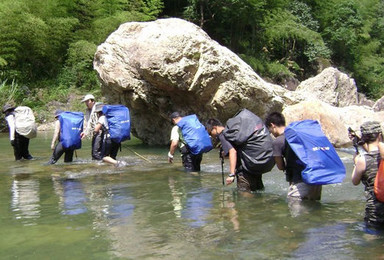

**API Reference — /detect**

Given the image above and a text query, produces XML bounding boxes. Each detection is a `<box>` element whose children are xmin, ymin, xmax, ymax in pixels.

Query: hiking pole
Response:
<box><xmin>220</xmin><ymin>147</ymin><xmax>225</xmax><ymax>186</ymax></box>
<box><xmin>126</xmin><ymin>146</ymin><xmax>152</xmax><ymax>163</ymax></box>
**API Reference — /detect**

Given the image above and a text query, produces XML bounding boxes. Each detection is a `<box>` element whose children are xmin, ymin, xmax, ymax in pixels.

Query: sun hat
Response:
<box><xmin>360</xmin><ymin>121</ymin><xmax>382</xmax><ymax>135</ymax></box>
<box><xmin>81</xmin><ymin>94</ymin><xmax>95</xmax><ymax>103</ymax></box>
<box><xmin>94</xmin><ymin>102</ymin><xmax>104</xmax><ymax>112</ymax></box>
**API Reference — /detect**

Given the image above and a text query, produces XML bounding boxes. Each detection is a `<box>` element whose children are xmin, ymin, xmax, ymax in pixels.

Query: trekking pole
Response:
<box><xmin>75</xmin><ymin>150</ymin><xmax>78</xmax><ymax>159</ymax></box>
<box><xmin>126</xmin><ymin>146</ymin><xmax>152</xmax><ymax>163</ymax></box>
<box><xmin>220</xmin><ymin>148</ymin><xmax>225</xmax><ymax>186</ymax></box>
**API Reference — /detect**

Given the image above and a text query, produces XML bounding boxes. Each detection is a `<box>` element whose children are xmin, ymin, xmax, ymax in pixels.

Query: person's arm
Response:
<box><xmin>5</xmin><ymin>114</ymin><xmax>15</xmax><ymax>142</ymax></box>
<box><xmin>168</xmin><ymin>126</ymin><xmax>179</xmax><ymax>163</ymax></box>
<box><xmin>352</xmin><ymin>154</ymin><xmax>366</xmax><ymax>185</ymax></box>
<box><xmin>274</xmin><ymin>156</ymin><xmax>285</xmax><ymax>170</ymax></box>
<box><xmin>168</xmin><ymin>140</ymin><xmax>178</xmax><ymax>163</ymax></box>
<box><xmin>226</xmin><ymin>148</ymin><xmax>237</xmax><ymax>185</ymax></box>
<box><xmin>94</xmin><ymin>122</ymin><xmax>102</xmax><ymax>133</ymax></box>
<box><xmin>379</xmin><ymin>142</ymin><xmax>384</xmax><ymax>159</ymax></box>
<box><xmin>51</xmin><ymin>120</ymin><xmax>61</xmax><ymax>150</ymax></box>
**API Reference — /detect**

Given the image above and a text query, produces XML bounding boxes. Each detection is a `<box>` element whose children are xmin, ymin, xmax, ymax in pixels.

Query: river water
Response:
<box><xmin>0</xmin><ymin>132</ymin><xmax>383</xmax><ymax>259</ymax></box>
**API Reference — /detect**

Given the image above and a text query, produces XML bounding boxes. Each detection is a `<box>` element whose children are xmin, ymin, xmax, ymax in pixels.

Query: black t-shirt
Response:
<box><xmin>218</xmin><ymin>132</ymin><xmax>233</xmax><ymax>156</ymax></box>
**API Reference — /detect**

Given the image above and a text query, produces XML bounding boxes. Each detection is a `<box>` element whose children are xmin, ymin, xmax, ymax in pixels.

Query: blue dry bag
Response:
<box><xmin>177</xmin><ymin>114</ymin><xmax>213</xmax><ymax>155</ymax></box>
<box><xmin>59</xmin><ymin>112</ymin><xmax>84</xmax><ymax>150</ymax></box>
<box><xmin>284</xmin><ymin>120</ymin><xmax>346</xmax><ymax>185</ymax></box>
<box><xmin>102</xmin><ymin>105</ymin><xmax>131</xmax><ymax>143</ymax></box>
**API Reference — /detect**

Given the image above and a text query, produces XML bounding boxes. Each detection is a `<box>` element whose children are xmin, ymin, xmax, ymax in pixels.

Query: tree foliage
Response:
<box><xmin>0</xmin><ymin>0</ymin><xmax>383</xmax><ymax>111</ymax></box>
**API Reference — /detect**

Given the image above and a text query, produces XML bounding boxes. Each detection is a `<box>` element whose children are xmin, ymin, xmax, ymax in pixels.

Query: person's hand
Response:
<box><xmin>226</xmin><ymin>175</ymin><xmax>235</xmax><ymax>185</ymax></box>
<box><xmin>80</xmin><ymin>132</ymin><xmax>85</xmax><ymax>139</ymax></box>
<box><xmin>10</xmin><ymin>140</ymin><xmax>15</xmax><ymax>146</ymax></box>
<box><xmin>51</xmin><ymin>144</ymin><xmax>55</xmax><ymax>150</ymax></box>
<box><xmin>168</xmin><ymin>152</ymin><xmax>174</xmax><ymax>163</ymax></box>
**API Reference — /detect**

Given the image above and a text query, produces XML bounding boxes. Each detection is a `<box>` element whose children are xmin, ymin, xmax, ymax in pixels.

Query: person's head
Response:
<box><xmin>2</xmin><ymin>104</ymin><xmax>15</xmax><ymax>116</ymax></box>
<box><xmin>94</xmin><ymin>102</ymin><xmax>104</xmax><ymax>116</ymax></box>
<box><xmin>265</xmin><ymin>112</ymin><xmax>286</xmax><ymax>137</ymax></box>
<box><xmin>205</xmin><ymin>118</ymin><xmax>224</xmax><ymax>138</ymax></box>
<box><xmin>360</xmin><ymin>121</ymin><xmax>382</xmax><ymax>144</ymax></box>
<box><xmin>81</xmin><ymin>94</ymin><xmax>95</xmax><ymax>109</ymax></box>
<box><xmin>54</xmin><ymin>109</ymin><xmax>63</xmax><ymax>119</ymax></box>
<box><xmin>169</xmin><ymin>111</ymin><xmax>182</xmax><ymax>125</ymax></box>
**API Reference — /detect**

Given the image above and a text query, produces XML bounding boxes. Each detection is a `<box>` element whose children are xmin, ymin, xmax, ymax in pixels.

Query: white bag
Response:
<box><xmin>14</xmin><ymin>106</ymin><xmax>37</xmax><ymax>139</ymax></box>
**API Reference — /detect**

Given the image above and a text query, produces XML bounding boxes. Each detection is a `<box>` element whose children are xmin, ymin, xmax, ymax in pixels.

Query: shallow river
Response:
<box><xmin>0</xmin><ymin>132</ymin><xmax>383</xmax><ymax>259</ymax></box>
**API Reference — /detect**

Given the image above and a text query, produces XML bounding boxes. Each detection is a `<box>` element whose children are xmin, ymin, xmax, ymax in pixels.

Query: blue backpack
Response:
<box><xmin>102</xmin><ymin>105</ymin><xmax>131</xmax><ymax>143</ymax></box>
<box><xmin>59</xmin><ymin>112</ymin><xmax>84</xmax><ymax>150</ymax></box>
<box><xmin>177</xmin><ymin>114</ymin><xmax>213</xmax><ymax>155</ymax></box>
<box><xmin>284</xmin><ymin>120</ymin><xmax>346</xmax><ymax>185</ymax></box>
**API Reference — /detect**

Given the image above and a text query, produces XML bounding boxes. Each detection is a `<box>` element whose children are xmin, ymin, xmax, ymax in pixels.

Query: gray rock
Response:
<box><xmin>94</xmin><ymin>18</ymin><xmax>382</xmax><ymax>147</ymax></box>
<box><xmin>94</xmin><ymin>18</ymin><xmax>289</xmax><ymax>145</ymax></box>
<box><xmin>295</xmin><ymin>67</ymin><xmax>359</xmax><ymax>107</ymax></box>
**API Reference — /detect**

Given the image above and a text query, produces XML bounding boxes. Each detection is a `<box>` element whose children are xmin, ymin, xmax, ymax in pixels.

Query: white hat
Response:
<box><xmin>81</xmin><ymin>94</ymin><xmax>95</xmax><ymax>102</ymax></box>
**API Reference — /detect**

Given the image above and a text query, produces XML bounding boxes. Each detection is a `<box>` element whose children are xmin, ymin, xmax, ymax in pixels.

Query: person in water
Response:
<box><xmin>168</xmin><ymin>112</ymin><xmax>203</xmax><ymax>172</ymax></box>
<box><xmin>80</xmin><ymin>94</ymin><xmax>103</xmax><ymax>160</ymax></box>
<box><xmin>204</xmin><ymin>117</ymin><xmax>274</xmax><ymax>192</ymax></box>
<box><xmin>48</xmin><ymin>110</ymin><xmax>76</xmax><ymax>164</ymax></box>
<box><xmin>351</xmin><ymin>121</ymin><xmax>384</xmax><ymax>230</ymax></box>
<box><xmin>265</xmin><ymin>112</ymin><xmax>322</xmax><ymax>200</ymax></box>
<box><xmin>93</xmin><ymin>103</ymin><xmax>126</xmax><ymax>167</ymax></box>
<box><xmin>3</xmin><ymin>104</ymin><xmax>33</xmax><ymax>160</ymax></box>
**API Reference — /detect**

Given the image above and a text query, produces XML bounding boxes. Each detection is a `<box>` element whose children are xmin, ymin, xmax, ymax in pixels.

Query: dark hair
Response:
<box><xmin>265</xmin><ymin>112</ymin><xmax>286</xmax><ymax>127</ymax></box>
<box><xmin>361</xmin><ymin>132</ymin><xmax>381</xmax><ymax>144</ymax></box>
<box><xmin>205</xmin><ymin>118</ymin><xmax>223</xmax><ymax>133</ymax></box>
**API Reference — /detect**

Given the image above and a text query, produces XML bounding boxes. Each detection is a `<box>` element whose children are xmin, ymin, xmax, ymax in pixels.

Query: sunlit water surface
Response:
<box><xmin>0</xmin><ymin>132</ymin><xmax>383</xmax><ymax>259</ymax></box>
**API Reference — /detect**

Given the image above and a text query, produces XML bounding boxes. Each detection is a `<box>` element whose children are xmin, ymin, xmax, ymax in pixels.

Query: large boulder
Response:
<box><xmin>94</xmin><ymin>18</ymin><xmax>290</xmax><ymax>145</ymax></box>
<box><xmin>293</xmin><ymin>67</ymin><xmax>359</xmax><ymax>107</ymax></box>
<box><xmin>94</xmin><ymin>18</ymin><xmax>382</xmax><ymax>146</ymax></box>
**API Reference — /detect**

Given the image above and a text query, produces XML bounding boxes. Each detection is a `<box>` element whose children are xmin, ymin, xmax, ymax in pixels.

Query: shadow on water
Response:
<box><xmin>0</xmin><ymin>133</ymin><xmax>384</xmax><ymax>259</ymax></box>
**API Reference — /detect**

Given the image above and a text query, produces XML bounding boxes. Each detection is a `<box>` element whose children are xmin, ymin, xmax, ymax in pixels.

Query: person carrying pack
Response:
<box><xmin>93</xmin><ymin>104</ymin><xmax>130</xmax><ymax>166</ymax></box>
<box><xmin>266</xmin><ymin>112</ymin><xmax>346</xmax><ymax>200</ymax></box>
<box><xmin>48</xmin><ymin>110</ymin><xmax>84</xmax><ymax>164</ymax></box>
<box><xmin>3</xmin><ymin>104</ymin><xmax>35</xmax><ymax>160</ymax></box>
<box><xmin>351</xmin><ymin>121</ymin><xmax>384</xmax><ymax>230</ymax></box>
<box><xmin>168</xmin><ymin>112</ymin><xmax>212</xmax><ymax>172</ymax></box>
<box><xmin>205</xmin><ymin>109</ymin><xmax>275</xmax><ymax>192</ymax></box>
<box><xmin>80</xmin><ymin>94</ymin><xmax>102</xmax><ymax>160</ymax></box>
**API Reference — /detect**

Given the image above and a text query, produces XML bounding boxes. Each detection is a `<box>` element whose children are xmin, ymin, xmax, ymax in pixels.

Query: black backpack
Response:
<box><xmin>223</xmin><ymin>109</ymin><xmax>275</xmax><ymax>174</ymax></box>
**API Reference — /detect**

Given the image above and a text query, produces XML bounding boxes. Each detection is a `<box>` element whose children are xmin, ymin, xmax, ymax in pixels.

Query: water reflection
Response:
<box><xmin>288</xmin><ymin>198</ymin><xmax>322</xmax><ymax>218</ymax></box>
<box><xmin>11</xmin><ymin>175</ymin><xmax>40</xmax><ymax>222</ymax></box>
<box><xmin>53</xmin><ymin>178</ymin><xmax>88</xmax><ymax>215</ymax></box>
<box><xmin>290</xmin><ymin>223</ymin><xmax>355</xmax><ymax>259</ymax></box>
<box><xmin>181</xmin><ymin>189</ymin><xmax>213</xmax><ymax>228</ymax></box>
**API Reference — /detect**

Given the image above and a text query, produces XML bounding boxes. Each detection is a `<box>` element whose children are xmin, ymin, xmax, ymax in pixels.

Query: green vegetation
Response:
<box><xmin>0</xmin><ymin>0</ymin><xmax>383</xmax><ymax>129</ymax></box>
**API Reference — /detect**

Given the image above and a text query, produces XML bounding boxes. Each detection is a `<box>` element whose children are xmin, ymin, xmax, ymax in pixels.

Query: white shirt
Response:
<box><xmin>84</xmin><ymin>105</ymin><xmax>98</xmax><ymax>138</ymax></box>
<box><xmin>170</xmin><ymin>125</ymin><xmax>185</xmax><ymax>148</ymax></box>
<box><xmin>5</xmin><ymin>113</ymin><xmax>15</xmax><ymax>141</ymax></box>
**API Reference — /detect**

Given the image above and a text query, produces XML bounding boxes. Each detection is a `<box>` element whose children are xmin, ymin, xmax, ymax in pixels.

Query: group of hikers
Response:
<box><xmin>168</xmin><ymin>108</ymin><xmax>384</xmax><ymax>231</ymax></box>
<box><xmin>3</xmin><ymin>96</ymin><xmax>384</xmax><ymax>230</ymax></box>
<box><xmin>3</xmin><ymin>94</ymin><xmax>130</xmax><ymax>167</ymax></box>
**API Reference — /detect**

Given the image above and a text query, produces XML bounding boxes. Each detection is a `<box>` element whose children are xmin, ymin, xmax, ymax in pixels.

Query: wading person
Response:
<box><xmin>80</xmin><ymin>94</ymin><xmax>102</xmax><ymax>160</ymax></box>
<box><xmin>48</xmin><ymin>110</ymin><xmax>83</xmax><ymax>164</ymax></box>
<box><xmin>351</xmin><ymin>121</ymin><xmax>384</xmax><ymax>230</ymax></box>
<box><xmin>93</xmin><ymin>104</ymin><xmax>128</xmax><ymax>167</ymax></box>
<box><xmin>205</xmin><ymin>109</ymin><xmax>275</xmax><ymax>192</ymax></box>
<box><xmin>265</xmin><ymin>112</ymin><xmax>322</xmax><ymax>200</ymax></box>
<box><xmin>3</xmin><ymin>104</ymin><xmax>34</xmax><ymax>160</ymax></box>
<box><xmin>168</xmin><ymin>112</ymin><xmax>212</xmax><ymax>173</ymax></box>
